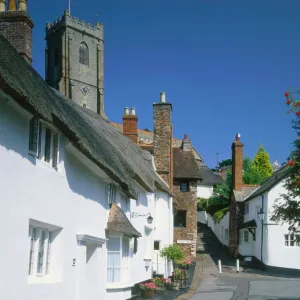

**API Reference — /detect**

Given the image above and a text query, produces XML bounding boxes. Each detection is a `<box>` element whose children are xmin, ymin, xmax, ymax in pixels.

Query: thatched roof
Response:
<box><xmin>0</xmin><ymin>34</ymin><xmax>171</xmax><ymax>199</ymax></box>
<box><xmin>106</xmin><ymin>204</ymin><xmax>141</xmax><ymax>237</ymax></box>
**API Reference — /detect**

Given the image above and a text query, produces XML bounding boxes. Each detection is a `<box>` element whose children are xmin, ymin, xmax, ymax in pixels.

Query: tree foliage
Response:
<box><xmin>252</xmin><ymin>145</ymin><xmax>273</xmax><ymax>180</ymax></box>
<box><xmin>271</xmin><ymin>90</ymin><xmax>300</xmax><ymax>231</ymax></box>
<box><xmin>243</xmin><ymin>157</ymin><xmax>264</xmax><ymax>185</ymax></box>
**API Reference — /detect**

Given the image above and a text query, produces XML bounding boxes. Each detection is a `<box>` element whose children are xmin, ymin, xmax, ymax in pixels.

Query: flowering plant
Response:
<box><xmin>152</xmin><ymin>277</ymin><xmax>169</xmax><ymax>287</ymax></box>
<box><xmin>176</xmin><ymin>258</ymin><xmax>194</xmax><ymax>268</ymax></box>
<box><xmin>139</xmin><ymin>282</ymin><xmax>158</xmax><ymax>291</ymax></box>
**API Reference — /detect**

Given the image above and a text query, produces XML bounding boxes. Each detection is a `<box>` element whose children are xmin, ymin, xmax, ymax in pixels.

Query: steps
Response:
<box><xmin>197</xmin><ymin>223</ymin><xmax>221</xmax><ymax>252</ymax></box>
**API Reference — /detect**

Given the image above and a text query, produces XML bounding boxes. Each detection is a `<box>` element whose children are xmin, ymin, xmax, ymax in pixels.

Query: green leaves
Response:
<box><xmin>160</xmin><ymin>244</ymin><xmax>185</xmax><ymax>262</ymax></box>
<box><xmin>252</xmin><ymin>145</ymin><xmax>273</xmax><ymax>179</ymax></box>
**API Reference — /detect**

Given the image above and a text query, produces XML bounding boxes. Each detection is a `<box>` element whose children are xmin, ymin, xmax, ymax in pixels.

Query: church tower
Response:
<box><xmin>45</xmin><ymin>10</ymin><xmax>105</xmax><ymax>116</ymax></box>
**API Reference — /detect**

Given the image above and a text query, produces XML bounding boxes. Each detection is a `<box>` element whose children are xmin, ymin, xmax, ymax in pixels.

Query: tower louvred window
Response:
<box><xmin>79</xmin><ymin>42</ymin><xmax>89</xmax><ymax>66</ymax></box>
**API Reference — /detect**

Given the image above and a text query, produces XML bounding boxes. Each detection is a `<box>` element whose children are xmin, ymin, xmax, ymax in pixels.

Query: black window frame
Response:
<box><xmin>174</xmin><ymin>210</ymin><xmax>187</xmax><ymax>228</ymax></box>
<box><xmin>154</xmin><ymin>240</ymin><xmax>160</xmax><ymax>251</ymax></box>
<box><xmin>180</xmin><ymin>181</ymin><xmax>190</xmax><ymax>192</ymax></box>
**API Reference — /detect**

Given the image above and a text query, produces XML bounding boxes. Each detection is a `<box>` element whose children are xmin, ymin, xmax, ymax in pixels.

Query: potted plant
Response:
<box><xmin>152</xmin><ymin>277</ymin><xmax>171</xmax><ymax>293</ymax></box>
<box><xmin>174</xmin><ymin>268</ymin><xmax>189</xmax><ymax>288</ymax></box>
<box><xmin>160</xmin><ymin>244</ymin><xmax>185</xmax><ymax>290</ymax></box>
<box><xmin>139</xmin><ymin>282</ymin><xmax>158</xmax><ymax>299</ymax></box>
<box><xmin>176</xmin><ymin>258</ymin><xmax>193</xmax><ymax>270</ymax></box>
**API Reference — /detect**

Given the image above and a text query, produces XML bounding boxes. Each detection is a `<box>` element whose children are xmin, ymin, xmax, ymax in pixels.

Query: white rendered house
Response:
<box><xmin>0</xmin><ymin>34</ymin><xmax>174</xmax><ymax>300</ymax></box>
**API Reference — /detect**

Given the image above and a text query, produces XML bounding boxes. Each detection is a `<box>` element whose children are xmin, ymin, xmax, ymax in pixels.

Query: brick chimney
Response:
<box><xmin>123</xmin><ymin>107</ymin><xmax>138</xmax><ymax>144</ymax></box>
<box><xmin>0</xmin><ymin>0</ymin><xmax>34</xmax><ymax>64</ymax></box>
<box><xmin>181</xmin><ymin>134</ymin><xmax>193</xmax><ymax>151</ymax></box>
<box><xmin>232</xmin><ymin>133</ymin><xmax>243</xmax><ymax>190</ymax></box>
<box><xmin>153</xmin><ymin>92</ymin><xmax>173</xmax><ymax>189</ymax></box>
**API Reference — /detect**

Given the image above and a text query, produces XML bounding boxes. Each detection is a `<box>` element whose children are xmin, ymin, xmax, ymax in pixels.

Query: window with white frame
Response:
<box><xmin>107</xmin><ymin>183</ymin><xmax>117</xmax><ymax>204</ymax></box>
<box><xmin>225</xmin><ymin>229</ymin><xmax>229</xmax><ymax>241</ymax></box>
<box><xmin>28</xmin><ymin>227</ymin><xmax>52</xmax><ymax>276</ymax></box>
<box><xmin>284</xmin><ymin>234</ymin><xmax>300</xmax><ymax>247</ymax></box>
<box><xmin>244</xmin><ymin>203</ymin><xmax>249</xmax><ymax>215</ymax></box>
<box><xmin>244</xmin><ymin>230</ymin><xmax>249</xmax><ymax>243</ymax></box>
<box><xmin>154</xmin><ymin>240</ymin><xmax>160</xmax><ymax>251</ymax></box>
<box><xmin>107</xmin><ymin>236</ymin><xmax>130</xmax><ymax>284</ymax></box>
<box><xmin>28</xmin><ymin>117</ymin><xmax>59</xmax><ymax>170</ymax></box>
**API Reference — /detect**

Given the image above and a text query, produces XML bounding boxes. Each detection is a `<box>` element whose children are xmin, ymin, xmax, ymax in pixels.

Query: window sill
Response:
<box><xmin>28</xmin><ymin>275</ymin><xmax>60</xmax><ymax>284</ymax></box>
<box><xmin>106</xmin><ymin>282</ymin><xmax>134</xmax><ymax>290</ymax></box>
<box><xmin>144</xmin><ymin>257</ymin><xmax>152</xmax><ymax>261</ymax></box>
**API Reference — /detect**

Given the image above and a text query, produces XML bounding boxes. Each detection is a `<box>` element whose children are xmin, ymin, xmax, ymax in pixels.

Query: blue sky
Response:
<box><xmin>29</xmin><ymin>0</ymin><xmax>299</xmax><ymax>168</ymax></box>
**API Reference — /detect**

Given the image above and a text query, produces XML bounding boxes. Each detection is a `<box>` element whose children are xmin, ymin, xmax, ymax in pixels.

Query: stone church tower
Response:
<box><xmin>45</xmin><ymin>10</ymin><xmax>105</xmax><ymax>116</ymax></box>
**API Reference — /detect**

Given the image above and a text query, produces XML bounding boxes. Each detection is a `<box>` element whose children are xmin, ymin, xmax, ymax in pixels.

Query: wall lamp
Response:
<box><xmin>131</xmin><ymin>212</ymin><xmax>154</xmax><ymax>224</ymax></box>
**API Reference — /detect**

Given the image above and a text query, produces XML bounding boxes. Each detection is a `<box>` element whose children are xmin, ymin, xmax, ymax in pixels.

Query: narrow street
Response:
<box><xmin>191</xmin><ymin>224</ymin><xmax>300</xmax><ymax>300</ymax></box>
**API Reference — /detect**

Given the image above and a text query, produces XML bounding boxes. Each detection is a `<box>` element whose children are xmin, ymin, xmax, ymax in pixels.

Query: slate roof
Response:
<box><xmin>0</xmin><ymin>34</ymin><xmax>172</xmax><ymax>199</ymax></box>
<box><xmin>106</xmin><ymin>204</ymin><xmax>141</xmax><ymax>237</ymax></box>
<box><xmin>173</xmin><ymin>147</ymin><xmax>202</xmax><ymax>179</ymax></box>
<box><xmin>244</xmin><ymin>164</ymin><xmax>290</xmax><ymax>202</ymax></box>
<box><xmin>198</xmin><ymin>162</ymin><xmax>224</xmax><ymax>186</ymax></box>
<box><xmin>233</xmin><ymin>186</ymin><xmax>260</xmax><ymax>202</ymax></box>
<box><xmin>238</xmin><ymin>219</ymin><xmax>257</xmax><ymax>229</ymax></box>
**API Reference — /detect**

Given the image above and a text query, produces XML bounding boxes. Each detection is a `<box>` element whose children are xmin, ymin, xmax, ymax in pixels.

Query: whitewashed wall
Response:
<box><xmin>206</xmin><ymin>212</ymin><xmax>230</xmax><ymax>247</ymax></box>
<box><xmin>240</xmin><ymin>182</ymin><xmax>300</xmax><ymax>270</ymax></box>
<box><xmin>197</xmin><ymin>184</ymin><xmax>213</xmax><ymax>199</ymax></box>
<box><xmin>0</xmin><ymin>99</ymin><xmax>174</xmax><ymax>300</ymax></box>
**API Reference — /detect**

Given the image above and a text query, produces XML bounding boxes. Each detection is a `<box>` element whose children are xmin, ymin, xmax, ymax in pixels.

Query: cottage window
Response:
<box><xmin>284</xmin><ymin>234</ymin><xmax>300</xmax><ymax>247</ymax></box>
<box><xmin>28</xmin><ymin>227</ymin><xmax>52</xmax><ymax>276</ymax></box>
<box><xmin>79</xmin><ymin>42</ymin><xmax>89</xmax><ymax>66</ymax></box>
<box><xmin>154</xmin><ymin>240</ymin><xmax>160</xmax><ymax>250</ymax></box>
<box><xmin>174</xmin><ymin>210</ymin><xmax>187</xmax><ymax>228</ymax></box>
<box><xmin>107</xmin><ymin>236</ymin><xmax>130</xmax><ymax>284</ymax></box>
<box><xmin>107</xmin><ymin>183</ymin><xmax>117</xmax><ymax>204</ymax></box>
<box><xmin>243</xmin><ymin>230</ymin><xmax>249</xmax><ymax>243</ymax></box>
<box><xmin>225</xmin><ymin>229</ymin><xmax>229</xmax><ymax>241</ymax></box>
<box><xmin>244</xmin><ymin>203</ymin><xmax>249</xmax><ymax>215</ymax></box>
<box><xmin>180</xmin><ymin>182</ymin><xmax>189</xmax><ymax>192</ymax></box>
<box><xmin>29</xmin><ymin>119</ymin><xmax>59</xmax><ymax>170</ymax></box>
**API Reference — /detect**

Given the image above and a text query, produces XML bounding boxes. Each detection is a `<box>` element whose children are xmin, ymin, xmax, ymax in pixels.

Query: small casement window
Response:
<box><xmin>174</xmin><ymin>210</ymin><xmax>187</xmax><ymax>228</ymax></box>
<box><xmin>244</xmin><ymin>230</ymin><xmax>249</xmax><ymax>243</ymax></box>
<box><xmin>244</xmin><ymin>203</ymin><xmax>249</xmax><ymax>215</ymax></box>
<box><xmin>28</xmin><ymin>227</ymin><xmax>52</xmax><ymax>276</ymax></box>
<box><xmin>154</xmin><ymin>240</ymin><xmax>160</xmax><ymax>251</ymax></box>
<box><xmin>79</xmin><ymin>42</ymin><xmax>89</xmax><ymax>66</ymax></box>
<box><xmin>107</xmin><ymin>183</ymin><xmax>117</xmax><ymax>204</ymax></box>
<box><xmin>29</xmin><ymin>117</ymin><xmax>39</xmax><ymax>153</ymax></box>
<box><xmin>180</xmin><ymin>182</ymin><xmax>189</xmax><ymax>192</ymax></box>
<box><xmin>285</xmin><ymin>234</ymin><xmax>300</xmax><ymax>247</ymax></box>
<box><xmin>225</xmin><ymin>229</ymin><xmax>229</xmax><ymax>241</ymax></box>
<box><xmin>44</xmin><ymin>128</ymin><xmax>52</xmax><ymax>163</ymax></box>
<box><xmin>107</xmin><ymin>236</ymin><xmax>130</xmax><ymax>283</ymax></box>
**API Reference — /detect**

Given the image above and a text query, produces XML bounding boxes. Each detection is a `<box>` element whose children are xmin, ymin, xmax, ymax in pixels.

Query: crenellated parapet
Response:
<box><xmin>46</xmin><ymin>10</ymin><xmax>103</xmax><ymax>40</ymax></box>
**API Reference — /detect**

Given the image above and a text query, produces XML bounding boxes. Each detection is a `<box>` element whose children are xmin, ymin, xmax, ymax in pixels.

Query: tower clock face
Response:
<box><xmin>80</xmin><ymin>85</ymin><xmax>89</xmax><ymax>96</ymax></box>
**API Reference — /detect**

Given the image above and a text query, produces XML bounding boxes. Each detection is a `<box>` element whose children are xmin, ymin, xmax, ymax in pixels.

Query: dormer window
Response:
<box><xmin>28</xmin><ymin>117</ymin><xmax>59</xmax><ymax>170</ymax></box>
<box><xmin>79</xmin><ymin>42</ymin><xmax>89</xmax><ymax>66</ymax></box>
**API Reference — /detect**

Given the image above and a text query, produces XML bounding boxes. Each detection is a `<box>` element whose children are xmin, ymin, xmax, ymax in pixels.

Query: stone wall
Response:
<box><xmin>173</xmin><ymin>179</ymin><xmax>197</xmax><ymax>258</ymax></box>
<box><xmin>0</xmin><ymin>11</ymin><xmax>34</xmax><ymax>64</ymax></box>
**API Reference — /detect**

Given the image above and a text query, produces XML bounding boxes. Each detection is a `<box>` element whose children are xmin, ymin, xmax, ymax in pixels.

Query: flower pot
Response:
<box><xmin>141</xmin><ymin>290</ymin><xmax>154</xmax><ymax>299</ymax></box>
<box><xmin>171</xmin><ymin>281</ymin><xmax>180</xmax><ymax>291</ymax></box>
<box><xmin>155</xmin><ymin>286</ymin><xmax>165</xmax><ymax>294</ymax></box>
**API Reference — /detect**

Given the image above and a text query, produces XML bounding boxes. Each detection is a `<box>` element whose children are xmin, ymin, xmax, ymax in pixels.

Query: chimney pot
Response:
<box><xmin>184</xmin><ymin>134</ymin><xmax>189</xmax><ymax>140</ymax></box>
<box><xmin>8</xmin><ymin>0</ymin><xmax>17</xmax><ymax>11</ymax></box>
<box><xmin>131</xmin><ymin>107</ymin><xmax>136</xmax><ymax>115</ymax></box>
<box><xmin>19</xmin><ymin>0</ymin><xmax>27</xmax><ymax>11</ymax></box>
<box><xmin>160</xmin><ymin>92</ymin><xmax>166</xmax><ymax>103</ymax></box>
<box><xmin>0</xmin><ymin>0</ymin><xmax>5</xmax><ymax>12</ymax></box>
<box><xmin>236</xmin><ymin>133</ymin><xmax>241</xmax><ymax>141</ymax></box>
<box><xmin>124</xmin><ymin>107</ymin><xmax>129</xmax><ymax>115</ymax></box>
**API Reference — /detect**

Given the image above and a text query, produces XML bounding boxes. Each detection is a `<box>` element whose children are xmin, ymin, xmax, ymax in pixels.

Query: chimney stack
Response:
<box><xmin>153</xmin><ymin>92</ymin><xmax>173</xmax><ymax>189</ymax></box>
<box><xmin>123</xmin><ymin>107</ymin><xmax>138</xmax><ymax>144</ymax></box>
<box><xmin>232</xmin><ymin>133</ymin><xmax>243</xmax><ymax>190</ymax></box>
<box><xmin>181</xmin><ymin>133</ymin><xmax>193</xmax><ymax>151</ymax></box>
<box><xmin>0</xmin><ymin>0</ymin><xmax>34</xmax><ymax>64</ymax></box>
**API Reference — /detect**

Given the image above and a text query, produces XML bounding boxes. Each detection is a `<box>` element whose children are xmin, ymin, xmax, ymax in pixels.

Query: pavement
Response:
<box><xmin>190</xmin><ymin>253</ymin><xmax>300</xmax><ymax>300</ymax></box>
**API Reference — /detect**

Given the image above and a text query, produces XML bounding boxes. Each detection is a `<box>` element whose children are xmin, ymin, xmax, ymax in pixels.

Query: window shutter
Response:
<box><xmin>29</xmin><ymin>117</ymin><xmax>39</xmax><ymax>153</ymax></box>
<box><xmin>52</xmin><ymin>134</ymin><xmax>58</xmax><ymax>169</ymax></box>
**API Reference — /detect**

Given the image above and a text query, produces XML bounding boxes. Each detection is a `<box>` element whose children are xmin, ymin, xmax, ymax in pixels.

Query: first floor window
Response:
<box><xmin>28</xmin><ymin>227</ymin><xmax>52</xmax><ymax>276</ymax></box>
<box><xmin>107</xmin><ymin>183</ymin><xmax>117</xmax><ymax>204</ymax></box>
<box><xmin>107</xmin><ymin>236</ymin><xmax>130</xmax><ymax>283</ymax></box>
<box><xmin>244</xmin><ymin>230</ymin><xmax>249</xmax><ymax>243</ymax></box>
<box><xmin>244</xmin><ymin>203</ymin><xmax>249</xmax><ymax>215</ymax></box>
<box><xmin>154</xmin><ymin>240</ymin><xmax>160</xmax><ymax>251</ymax></box>
<box><xmin>29</xmin><ymin>117</ymin><xmax>39</xmax><ymax>153</ymax></box>
<box><xmin>174</xmin><ymin>210</ymin><xmax>187</xmax><ymax>228</ymax></box>
<box><xmin>225</xmin><ymin>229</ymin><xmax>229</xmax><ymax>241</ymax></box>
<box><xmin>180</xmin><ymin>182</ymin><xmax>189</xmax><ymax>192</ymax></box>
<box><xmin>285</xmin><ymin>234</ymin><xmax>300</xmax><ymax>247</ymax></box>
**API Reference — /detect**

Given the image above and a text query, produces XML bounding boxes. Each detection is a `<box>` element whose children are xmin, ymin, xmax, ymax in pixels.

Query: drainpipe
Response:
<box><xmin>260</xmin><ymin>194</ymin><xmax>264</xmax><ymax>269</ymax></box>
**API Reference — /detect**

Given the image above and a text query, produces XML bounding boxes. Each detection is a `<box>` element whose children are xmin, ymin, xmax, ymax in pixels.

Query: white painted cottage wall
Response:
<box><xmin>207</xmin><ymin>212</ymin><xmax>230</xmax><ymax>247</ymax></box>
<box><xmin>0</xmin><ymin>99</ymin><xmax>174</xmax><ymax>299</ymax></box>
<box><xmin>239</xmin><ymin>181</ymin><xmax>300</xmax><ymax>270</ymax></box>
<box><xmin>197</xmin><ymin>184</ymin><xmax>213</xmax><ymax>199</ymax></box>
